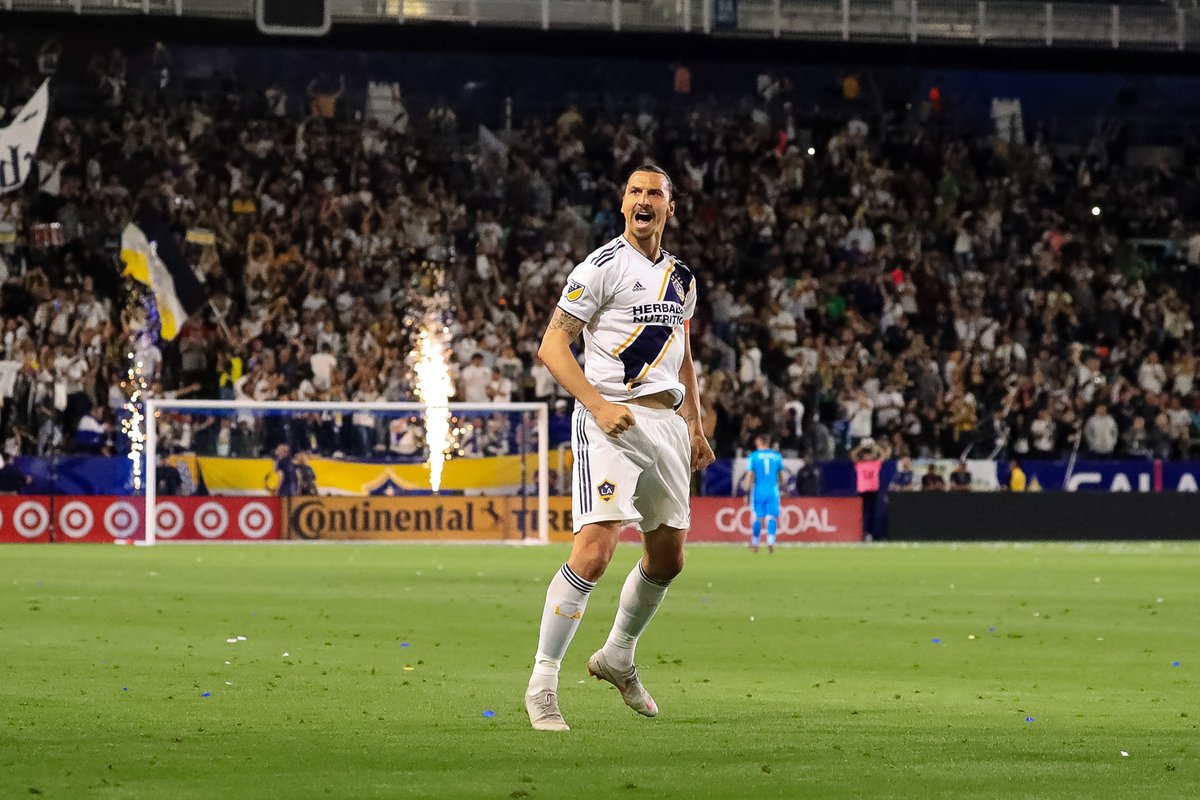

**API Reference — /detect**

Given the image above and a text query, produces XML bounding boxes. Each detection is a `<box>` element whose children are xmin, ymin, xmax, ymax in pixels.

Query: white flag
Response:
<box><xmin>0</xmin><ymin>80</ymin><xmax>50</xmax><ymax>195</ymax></box>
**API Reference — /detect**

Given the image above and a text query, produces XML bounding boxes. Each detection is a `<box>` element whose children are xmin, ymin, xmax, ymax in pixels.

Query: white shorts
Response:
<box><xmin>571</xmin><ymin>403</ymin><xmax>692</xmax><ymax>534</ymax></box>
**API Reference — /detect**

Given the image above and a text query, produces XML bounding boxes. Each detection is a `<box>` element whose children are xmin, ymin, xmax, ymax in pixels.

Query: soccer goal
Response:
<box><xmin>141</xmin><ymin>399</ymin><xmax>550</xmax><ymax>544</ymax></box>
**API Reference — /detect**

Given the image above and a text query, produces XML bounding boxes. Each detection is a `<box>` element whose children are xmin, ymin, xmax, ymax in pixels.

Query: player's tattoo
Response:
<box><xmin>548</xmin><ymin>308</ymin><xmax>585</xmax><ymax>340</ymax></box>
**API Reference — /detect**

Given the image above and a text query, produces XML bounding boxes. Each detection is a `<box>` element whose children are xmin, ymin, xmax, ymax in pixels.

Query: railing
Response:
<box><xmin>1</xmin><ymin>0</ymin><xmax>1196</xmax><ymax>51</ymax></box>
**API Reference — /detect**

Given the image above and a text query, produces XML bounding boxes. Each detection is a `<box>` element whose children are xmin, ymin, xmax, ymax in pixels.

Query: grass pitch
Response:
<box><xmin>1</xmin><ymin>541</ymin><xmax>1197</xmax><ymax>799</ymax></box>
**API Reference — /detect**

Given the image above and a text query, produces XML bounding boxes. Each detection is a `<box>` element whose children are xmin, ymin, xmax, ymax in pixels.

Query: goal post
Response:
<box><xmin>142</xmin><ymin>399</ymin><xmax>550</xmax><ymax>545</ymax></box>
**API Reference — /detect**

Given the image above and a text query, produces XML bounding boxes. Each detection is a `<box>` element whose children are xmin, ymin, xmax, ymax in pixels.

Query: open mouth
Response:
<box><xmin>633</xmin><ymin>210</ymin><xmax>654</xmax><ymax>226</ymax></box>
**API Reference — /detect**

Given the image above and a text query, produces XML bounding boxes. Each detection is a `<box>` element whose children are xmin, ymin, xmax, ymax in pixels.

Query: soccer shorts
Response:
<box><xmin>571</xmin><ymin>403</ymin><xmax>692</xmax><ymax>534</ymax></box>
<box><xmin>751</xmin><ymin>494</ymin><xmax>781</xmax><ymax>520</ymax></box>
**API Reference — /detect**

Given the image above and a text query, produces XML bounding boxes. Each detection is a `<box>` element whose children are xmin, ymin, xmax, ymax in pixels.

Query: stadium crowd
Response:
<box><xmin>0</xmin><ymin>36</ymin><xmax>1198</xmax><ymax>470</ymax></box>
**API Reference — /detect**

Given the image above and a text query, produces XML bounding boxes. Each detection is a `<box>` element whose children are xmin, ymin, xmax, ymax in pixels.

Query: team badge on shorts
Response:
<box><xmin>596</xmin><ymin>480</ymin><xmax>616</xmax><ymax>501</ymax></box>
<box><xmin>565</xmin><ymin>281</ymin><xmax>585</xmax><ymax>302</ymax></box>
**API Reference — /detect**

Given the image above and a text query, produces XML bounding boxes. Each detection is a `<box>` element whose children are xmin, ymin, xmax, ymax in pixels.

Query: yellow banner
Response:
<box><xmin>169</xmin><ymin>454</ymin><xmax>560</xmax><ymax>495</ymax></box>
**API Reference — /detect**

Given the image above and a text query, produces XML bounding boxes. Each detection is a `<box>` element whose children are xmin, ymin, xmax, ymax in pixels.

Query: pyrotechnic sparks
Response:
<box><xmin>405</xmin><ymin>262</ymin><xmax>459</xmax><ymax>492</ymax></box>
<box><xmin>413</xmin><ymin>325</ymin><xmax>454</xmax><ymax>491</ymax></box>
<box><xmin>122</xmin><ymin>293</ymin><xmax>157</xmax><ymax>492</ymax></box>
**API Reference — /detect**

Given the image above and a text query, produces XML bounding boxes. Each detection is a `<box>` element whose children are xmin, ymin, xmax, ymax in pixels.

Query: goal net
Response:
<box><xmin>140</xmin><ymin>399</ymin><xmax>550</xmax><ymax>544</ymax></box>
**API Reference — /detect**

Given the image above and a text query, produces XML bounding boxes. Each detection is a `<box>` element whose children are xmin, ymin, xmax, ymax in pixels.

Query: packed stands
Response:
<box><xmin>0</xmin><ymin>35</ymin><xmax>1197</xmax><ymax>468</ymax></box>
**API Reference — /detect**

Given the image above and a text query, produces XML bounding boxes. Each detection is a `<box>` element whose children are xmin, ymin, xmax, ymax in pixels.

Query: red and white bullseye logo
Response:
<box><xmin>104</xmin><ymin>501</ymin><xmax>141</xmax><ymax>540</ymax></box>
<box><xmin>13</xmin><ymin>501</ymin><xmax>50</xmax><ymax>539</ymax></box>
<box><xmin>238</xmin><ymin>502</ymin><xmax>274</xmax><ymax>539</ymax></box>
<box><xmin>155</xmin><ymin>501</ymin><xmax>185</xmax><ymax>539</ymax></box>
<box><xmin>58</xmin><ymin>501</ymin><xmax>95</xmax><ymax>540</ymax></box>
<box><xmin>194</xmin><ymin>501</ymin><xmax>229</xmax><ymax>539</ymax></box>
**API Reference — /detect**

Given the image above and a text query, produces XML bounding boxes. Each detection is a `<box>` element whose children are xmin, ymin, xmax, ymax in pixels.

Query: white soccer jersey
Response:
<box><xmin>556</xmin><ymin>235</ymin><xmax>698</xmax><ymax>407</ymax></box>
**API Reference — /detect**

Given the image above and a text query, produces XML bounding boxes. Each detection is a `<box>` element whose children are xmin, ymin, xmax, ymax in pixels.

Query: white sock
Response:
<box><xmin>528</xmin><ymin>564</ymin><xmax>595</xmax><ymax>694</ymax></box>
<box><xmin>601</xmin><ymin>562</ymin><xmax>672</xmax><ymax>671</ymax></box>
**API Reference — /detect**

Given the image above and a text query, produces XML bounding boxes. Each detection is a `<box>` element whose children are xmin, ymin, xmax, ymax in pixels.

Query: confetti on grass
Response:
<box><xmin>931</xmin><ymin>638</ymin><xmax>941</xmax><ymax>644</ymax></box>
<box><xmin>482</xmin><ymin>710</ymin><xmax>495</xmax><ymax>718</ymax></box>
<box><xmin>201</xmin><ymin>692</ymin><xmax>211</xmax><ymax>698</ymax></box>
<box><xmin>1025</xmin><ymin>717</ymin><xmax>1034</xmax><ymax>723</ymax></box>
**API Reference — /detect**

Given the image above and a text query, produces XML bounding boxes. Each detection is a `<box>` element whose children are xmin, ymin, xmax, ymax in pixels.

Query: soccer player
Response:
<box><xmin>524</xmin><ymin>165</ymin><xmax>715</xmax><ymax>732</ymax></box>
<box><xmin>740</xmin><ymin>434</ymin><xmax>785</xmax><ymax>553</ymax></box>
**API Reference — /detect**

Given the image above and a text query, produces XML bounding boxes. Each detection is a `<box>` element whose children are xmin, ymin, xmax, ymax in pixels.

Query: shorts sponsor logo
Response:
<box><xmin>14</xmin><ymin>501</ymin><xmax>49</xmax><ymax>539</ymax></box>
<box><xmin>596</xmin><ymin>480</ymin><xmax>616</xmax><ymax>501</ymax></box>
<box><xmin>194</xmin><ymin>501</ymin><xmax>230</xmax><ymax>539</ymax></box>
<box><xmin>156</xmin><ymin>501</ymin><xmax>185</xmax><ymax>539</ymax></box>
<box><xmin>238</xmin><ymin>501</ymin><xmax>274</xmax><ymax>539</ymax></box>
<box><xmin>58</xmin><ymin>500</ymin><xmax>95</xmax><ymax>540</ymax></box>
<box><xmin>565</xmin><ymin>281</ymin><xmax>585</xmax><ymax>302</ymax></box>
<box><xmin>104</xmin><ymin>501</ymin><xmax>141</xmax><ymax>539</ymax></box>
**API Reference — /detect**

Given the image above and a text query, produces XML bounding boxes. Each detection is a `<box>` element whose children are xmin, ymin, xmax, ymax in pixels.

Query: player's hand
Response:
<box><xmin>593</xmin><ymin>401</ymin><xmax>636</xmax><ymax>437</ymax></box>
<box><xmin>690</xmin><ymin>431</ymin><xmax>715</xmax><ymax>471</ymax></box>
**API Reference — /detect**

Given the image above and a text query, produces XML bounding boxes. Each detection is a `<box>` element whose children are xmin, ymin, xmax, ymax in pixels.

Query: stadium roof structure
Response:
<box><xmin>2</xmin><ymin>0</ymin><xmax>1198</xmax><ymax>54</ymax></box>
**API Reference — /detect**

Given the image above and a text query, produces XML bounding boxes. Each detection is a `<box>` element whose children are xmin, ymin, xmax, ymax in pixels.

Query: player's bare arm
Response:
<box><xmin>677</xmin><ymin>326</ymin><xmax>716</xmax><ymax>471</ymax></box>
<box><xmin>538</xmin><ymin>308</ymin><xmax>635</xmax><ymax>436</ymax></box>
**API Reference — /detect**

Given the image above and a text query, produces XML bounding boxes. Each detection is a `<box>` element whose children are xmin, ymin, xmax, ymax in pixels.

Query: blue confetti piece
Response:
<box><xmin>1173</xmin><ymin>661</ymin><xmax>1180</xmax><ymax>667</ymax></box>
<box><xmin>122</xmin><ymin>688</ymin><xmax>129</xmax><ymax>692</ymax></box>
<box><xmin>988</xmin><ymin>627</ymin><xmax>996</xmax><ymax>633</ymax></box>
<box><xmin>201</xmin><ymin>692</ymin><xmax>211</xmax><ymax>698</ymax></box>
<box><xmin>400</xmin><ymin>642</ymin><xmax>410</xmax><ymax>648</ymax></box>
<box><xmin>1025</xmin><ymin>717</ymin><xmax>1035</xmax><ymax>723</ymax></box>
<box><xmin>482</xmin><ymin>710</ymin><xmax>495</xmax><ymax>718</ymax></box>
<box><xmin>931</xmin><ymin>638</ymin><xmax>941</xmax><ymax>644</ymax></box>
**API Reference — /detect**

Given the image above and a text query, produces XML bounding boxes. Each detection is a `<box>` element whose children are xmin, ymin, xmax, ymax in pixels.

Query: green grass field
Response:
<box><xmin>1</xmin><ymin>542</ymin><xmax>1197</xmax><ymax>799</ymax></box>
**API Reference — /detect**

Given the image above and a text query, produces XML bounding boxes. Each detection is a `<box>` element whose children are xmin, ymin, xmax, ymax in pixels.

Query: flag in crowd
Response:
<box><xmin>0</xmin><ymin>79</ymin><xmax>50</xmax><ymax>194</ymax></box>
<box><xmin>120</xmin><ymin>205</ymin><xmax>208</xmax><ymax>340</ymax></box>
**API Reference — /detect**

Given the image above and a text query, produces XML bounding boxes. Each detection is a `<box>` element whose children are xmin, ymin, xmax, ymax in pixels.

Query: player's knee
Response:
<box><xmin>571</xmin><ymin>540</ymin><xmax>617</xmax><ymax>582</ymax></box>
<box><xmin>646</xmin><ymin>550</ymin><xmax>685</xmax><ymax>582</ymax></box>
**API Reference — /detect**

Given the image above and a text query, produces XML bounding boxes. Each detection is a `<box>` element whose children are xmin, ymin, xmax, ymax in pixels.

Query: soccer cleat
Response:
<box><xmin>525</xmin><ymin>688</ymin><xmax>570</xmax><ymax>731</ymax></box>
<box><xmin>588</xmin><ymin>650</ymin><xmax>658</xmax><ymax>717</ymax></box>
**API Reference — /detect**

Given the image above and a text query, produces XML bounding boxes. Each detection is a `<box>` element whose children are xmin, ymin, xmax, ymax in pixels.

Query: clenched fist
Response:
<box><xmin>592</xmin><ymin>401</ymin><xmax>637</xmax><ymax>437</ymax></box>
<box><xmin>690</xmin><ymin>431</ymin><xmax>715</xmax><ymax>471</ymax></box>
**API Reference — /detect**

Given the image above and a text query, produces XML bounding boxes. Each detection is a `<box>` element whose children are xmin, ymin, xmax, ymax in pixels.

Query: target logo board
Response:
<box><xmin>155</xmin><ymin>498</ymin><xmax>280</xmax><ymax>541</ymax></box>
<box><xmin>0</xmin><ymin>497</ymin><xmax>53</xmax><ymax>542</ymax></box>
<box><xmin>1</xmin><ymin>497</ymin><xmax>284</xmax><ymax>542</ymax></box>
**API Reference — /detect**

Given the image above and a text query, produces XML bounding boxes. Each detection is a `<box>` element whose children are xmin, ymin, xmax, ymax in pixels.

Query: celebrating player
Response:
<box><xmin>524</xmin><ymin>165</ymin><xmax>715</xmax><ymax>732</ymax></box>
<box><xmin>740</xmin><ymin>434</ymin><xmax>785</xmax><ymax>553</ymax></box>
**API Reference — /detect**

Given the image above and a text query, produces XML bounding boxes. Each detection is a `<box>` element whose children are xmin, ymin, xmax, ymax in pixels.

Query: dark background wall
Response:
<box><xmin>889</xmin><ymin>493</ymin><xmax>1200</xmax><ymax>540</ymax></box>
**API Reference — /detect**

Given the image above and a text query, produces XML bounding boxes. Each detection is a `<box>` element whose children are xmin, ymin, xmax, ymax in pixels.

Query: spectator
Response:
<box><xmin>890</xmin><ymin>456</ymin><xmax>915</xmax><ymax>492</ymax></box>
<box><xmin>1083</xmin><ymin>404</ymin><xmax>1119</xmax><ymax>458</ymax></box>
<box><xmin>921</xmin><ymin>464</ymin><xmax>946</xmax><ymax>491</ymax></box>
<box><xmin>1007</xmin><ymin>459</ymin><xmax>1027</xmax><ymax>492</ymax></box>
<box><xmin>949</xmin><ymin>460</ymin><xmax>972</xmax><ymax>492</ymax></box>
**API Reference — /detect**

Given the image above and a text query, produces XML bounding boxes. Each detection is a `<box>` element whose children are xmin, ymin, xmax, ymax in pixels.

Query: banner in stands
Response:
<box><xmin>1019</xmin><ymin>460</ymin><xmax>1200</xmax><ymax>492</ymax></box>
<box><xmin>0</xmin><ymin>497</ymin><xmax>282</xmax><ymax>542</ymax></box>
<box><xmin>169</xmin><ymin>453</ymin><xmax>560</xmax><ymax>496</ymax></box>
<box><xmin>0</xmin><ymin>496</ymin><xmax>52</xmax><ymax>542</ymax></box>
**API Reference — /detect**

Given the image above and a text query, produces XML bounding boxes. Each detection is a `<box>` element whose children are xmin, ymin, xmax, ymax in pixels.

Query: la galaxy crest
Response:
<box><xmin>566</xmin><ymin>280</ymin><xmax>585</xmax><ymax>302</ymax></box>
<box><xmin>596</xmin><ymin>479</ymin><xmax>616</xmax><ymax>502</ymax></box>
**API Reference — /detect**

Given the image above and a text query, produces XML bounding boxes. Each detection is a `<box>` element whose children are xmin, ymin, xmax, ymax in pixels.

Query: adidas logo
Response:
<box><xmin>632</xmin><ymin>281</ymin><xmax>646</xmax><ymax>292</ymax></box>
